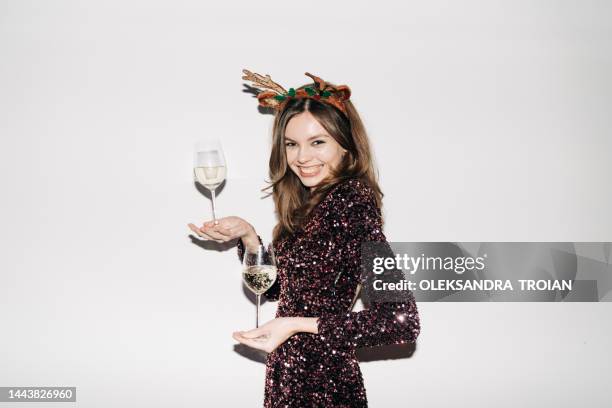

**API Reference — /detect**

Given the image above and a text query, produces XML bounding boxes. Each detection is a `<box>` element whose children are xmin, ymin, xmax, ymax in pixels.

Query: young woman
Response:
<box><xmin>188</xmin><ymin>71</ymin><xmax>420</xmax><ymax>407</ymax></box>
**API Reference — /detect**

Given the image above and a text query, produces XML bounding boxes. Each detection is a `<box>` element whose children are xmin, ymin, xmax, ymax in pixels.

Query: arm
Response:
<box><xmin>316</xmin><ymin>288</ymin><xmax>419</xmax><ymax>349</ymax></box>
<box><xmin>313</xmin><ymin>183</ymin><xmax>421</xmax><ymax>349</ymax></box>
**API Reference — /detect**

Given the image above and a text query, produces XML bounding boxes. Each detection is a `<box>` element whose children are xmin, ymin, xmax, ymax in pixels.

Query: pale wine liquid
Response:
<box><xmin>194</xmin><ymin>165</ymin><xmax>226</xmax><ymax>189</ymax></box>
<box><xmin>242</xmin><ymin>265</ymin><xmax>278</xmax><ymax>295</ymax></box>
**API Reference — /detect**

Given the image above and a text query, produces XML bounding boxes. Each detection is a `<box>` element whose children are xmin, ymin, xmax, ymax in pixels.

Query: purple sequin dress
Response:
<box><xmin>237</xmin><ymin>178</ymin><xmax>420</xmax><ymax>407</ymax></box>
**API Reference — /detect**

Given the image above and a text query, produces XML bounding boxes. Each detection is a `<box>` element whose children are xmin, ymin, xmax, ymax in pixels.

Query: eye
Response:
<box><xmin>285</xmin><ymin>142</ymin><xmax>296</xmax><ymax>147</ymax></box>
<box><xmin>313</xmin><ymin>140</ymin><xmax>325</xmax><ymax>146</ymax></box>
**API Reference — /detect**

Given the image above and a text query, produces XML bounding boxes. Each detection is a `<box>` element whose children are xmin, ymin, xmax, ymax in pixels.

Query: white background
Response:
<box><xmin>1</xmin><ymin>1</ymin><xmax>611</xmax><ymax>407</ymax></box>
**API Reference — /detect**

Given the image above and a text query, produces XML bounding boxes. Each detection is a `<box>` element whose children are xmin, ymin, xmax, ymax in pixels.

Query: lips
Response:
<box><xmin>298</xmin><ymin>164</ymin><xmax>323</xmax><ymax>177</ymax></box>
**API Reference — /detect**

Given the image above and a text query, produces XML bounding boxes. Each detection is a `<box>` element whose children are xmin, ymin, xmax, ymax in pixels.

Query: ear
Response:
<box><xmin>333</xmin><ymin>85</ymin><xmax>351</xmax><ymax>102</ymax></box>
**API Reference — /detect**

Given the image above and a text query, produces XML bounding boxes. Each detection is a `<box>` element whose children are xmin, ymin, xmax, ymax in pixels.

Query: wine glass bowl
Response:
<box><xmin>194</xmin><ymin>139</ymin><xmax>226</xmax><ymax>223</ymax></box>
<box><xmin>242</xmin><ymin>244</ymin><xmax>277</xmax><ymax>328</ymax></box>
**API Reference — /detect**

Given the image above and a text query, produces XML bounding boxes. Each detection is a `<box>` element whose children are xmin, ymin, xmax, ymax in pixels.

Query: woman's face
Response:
<box><xmin>284</xmin><ymin>111</ymin><xmax>346</xmax><ymax>190</ymax></box>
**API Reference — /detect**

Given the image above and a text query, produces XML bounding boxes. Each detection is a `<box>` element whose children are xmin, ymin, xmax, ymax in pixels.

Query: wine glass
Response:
<box><xmin>193</xmin><ymin>139</ymin><xmax>226</xmax><ymax>224</ymax></box>
<box><xmin>242</xmin><ymin>244</ymin><xmax>277</xmax><ymax>328</ymax></box>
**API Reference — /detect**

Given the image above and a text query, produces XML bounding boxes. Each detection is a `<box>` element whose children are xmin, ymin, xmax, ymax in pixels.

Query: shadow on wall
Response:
<box><xmin>242</xmin><ymin>83</ymin><xmax>277</xmax><ymax>116</ymax></box>
<box><xmin>194</xmin><ymin>179</ymin><xmax>226</xmax><ymax>201</ymax></box>
<box><xmin>356</xmin><ymin>342</ymin><xmax>417</xmax><ymax>362</ymax></box>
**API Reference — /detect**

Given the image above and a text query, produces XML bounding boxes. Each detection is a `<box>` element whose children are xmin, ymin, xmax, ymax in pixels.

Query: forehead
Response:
<box><xmin>284</xmin><ymin>111</ymin><xmax>330</xmax><ymax>140</ymax></box>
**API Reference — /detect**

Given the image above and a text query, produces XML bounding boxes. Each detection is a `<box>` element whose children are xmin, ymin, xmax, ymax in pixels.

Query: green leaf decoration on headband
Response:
<box><xmin>305</xmin><ymin>87</ymin><xmax>316</xmax><ymax>96</ymax></box>
<box><xmin>274</xmin><ymin>88</ymin><xmax>295</xmax><ymax>102</ymax></box>
<box><xmin>321</xmin><ymin>90</ymin><xmax>331</xmax><ymax>98</ymax></box>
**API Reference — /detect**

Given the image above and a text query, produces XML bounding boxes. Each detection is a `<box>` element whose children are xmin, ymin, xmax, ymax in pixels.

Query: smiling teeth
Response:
<box><xmin>300</xmin><ymin>165</ymin><xmax>323</xmax><ymax>174</ymax></box>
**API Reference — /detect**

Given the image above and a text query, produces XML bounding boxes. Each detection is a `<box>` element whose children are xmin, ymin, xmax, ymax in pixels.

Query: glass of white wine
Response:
<box><xmin>193</xmin><ymin>139</ymin><xmax>226</xmax><ymax>224</ymax></box>
<box><xmin>242</xmin><ymin>244</ymin><xmax>277</xmax><ymax>328</ymax></box>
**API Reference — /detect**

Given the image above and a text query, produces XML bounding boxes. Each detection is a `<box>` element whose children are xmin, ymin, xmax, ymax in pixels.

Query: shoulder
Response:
<box><xmin>319</xmin><ymin>178</ymin><xmax>383</xmax><ymax>237</ymax></box>
<box><xmin>329</xmin><ymin>178</ymin><xmax>377</xmax><ymax>203</ymax></box>
<box><xmin>322</xmin><ymin>178</ymin><xmax>379</xmax><ymax>213</ymax></box>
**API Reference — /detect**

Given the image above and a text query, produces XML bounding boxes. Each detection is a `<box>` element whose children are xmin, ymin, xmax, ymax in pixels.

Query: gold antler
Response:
<box><xmin>242</xmin><ymin>69</ymin><xmax>287</xmax><ymax>95</ymax></box>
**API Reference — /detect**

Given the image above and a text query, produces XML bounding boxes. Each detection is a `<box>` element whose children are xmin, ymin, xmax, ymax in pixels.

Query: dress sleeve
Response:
<box><xmin>236</xmin><ymin>235</ymin><xmax>280</xmax><ymax>301</ymax></box>
<box><xmin>315</xmin><ymin>183</ymin><xmax>421</xmax><ymax>349</ymax></box>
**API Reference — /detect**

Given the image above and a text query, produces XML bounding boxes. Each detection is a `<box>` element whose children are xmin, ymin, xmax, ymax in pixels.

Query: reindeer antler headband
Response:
<box><xmin>242</xmin><ymin>69</ymin><xmax>351</xmax><ymax>115</ymax></box>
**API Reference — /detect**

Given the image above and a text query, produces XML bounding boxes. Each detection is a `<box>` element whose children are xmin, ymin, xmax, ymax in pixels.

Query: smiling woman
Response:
<box><xmin>188</xmin><ymin>70</ymin><xmax>421</xmax><ymax>408</ymax></box>
<box><xmin>264</xmin><ymin>85</ymin><xmax>385</xmax><ymax>243</ymax></box>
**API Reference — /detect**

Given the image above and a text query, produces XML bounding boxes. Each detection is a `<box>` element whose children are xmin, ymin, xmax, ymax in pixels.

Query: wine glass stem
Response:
<box><xmin>256</xmin><ymin>294</ymin><xmax>261</xmax><ymax>328</ymax></box>
<box><xmin>210</xmin><ymin>188</ymin><xmax>218</xmax><ymax>223</ymax></box>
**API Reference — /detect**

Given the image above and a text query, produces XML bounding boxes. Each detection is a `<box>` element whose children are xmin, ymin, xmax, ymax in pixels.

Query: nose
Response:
<box><xmin>296</xmin><ymin>146</ymin><xmax>313</xmax><ymax>164</ymax></box>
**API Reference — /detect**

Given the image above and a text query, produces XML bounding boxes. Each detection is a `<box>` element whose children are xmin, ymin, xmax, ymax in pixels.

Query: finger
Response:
<box><xmin>238</xmin><ymin>327</ymin><xmax>268</xmax><ymax>339</ymax></box>
<box><xmin>207</xmin><ymin>219</ymin><xmax>243</xmax><ymax>236</ymax></box>
<box><xmin>200</xmin><ymin>229</ymin><xmax>227</xmax><ymax>241</ymax></box>
<box><xmin>233</xmin><ymin>330</ymin><xmax>267</xmax><ymax>342</ymax></box>
<box><xmin>202</xmin><ymin>224</ymin><xmax>235</xmax><ymax>240</ymax></box>
<box><xmin>188</xmin><ymin>223</ymin><xmax>208</xmax><ymax>239</ymax></box>
<box><xmin>205</xmin><ymin>219</ymin><xmax>234</xmax><ymax>231</ymax></box>
<box><xmin>232</xmin><ymin>332</ymin><xmax>269</xmax><ymax>351</ymax></box>
<box><xmin>213</xmin><ymin>225</ymin><xmax>235</xmax><ymax>237</ymax></box>
<box><xmin>189</xmin><ymin>223</ymin><xmax>222</xmax><ymax>242</ymax></box>
<box><xmin>203</xmin><ymin>218</ymin><xmax>226</xmax><ymax>228</ymax></box>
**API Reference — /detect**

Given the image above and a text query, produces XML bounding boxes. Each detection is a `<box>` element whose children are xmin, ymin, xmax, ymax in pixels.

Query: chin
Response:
<box><xmin>299</xmin><ymin>177</ymin><xmax>324</xmax><ymax>188</ymax></box>
<box><xmin>298</xmin><ymin>174</ymin><xmax>326</xmax><ymax>188</ymax></box>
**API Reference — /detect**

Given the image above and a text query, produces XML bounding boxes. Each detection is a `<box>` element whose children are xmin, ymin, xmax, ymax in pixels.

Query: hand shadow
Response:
<box><xmin>188</xmin><ymin>235</ymin><xmax>235</xmax><ymax>252</ymax></box>
<box><xmin>233</xmin><ymin>343</ymin><xmax>268</xmax><ymax>364</ymax></box>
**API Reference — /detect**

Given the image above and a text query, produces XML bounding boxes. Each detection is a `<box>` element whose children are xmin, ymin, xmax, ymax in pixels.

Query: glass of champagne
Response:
<box><xmin>242</xmin><ymin>244</ymin><xmax>277</xmax><ymax>328</ymax></box>
<box><xmin>193</xmin><ymin>139</ymin><xmax>226</xmax><ymax>224</ymax></box>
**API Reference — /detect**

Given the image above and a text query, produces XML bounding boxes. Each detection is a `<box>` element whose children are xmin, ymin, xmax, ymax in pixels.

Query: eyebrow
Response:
<box><xmin>284</xmin><ymin>134</ymin><xmax>329</xmax><ymax>142</ymax></box>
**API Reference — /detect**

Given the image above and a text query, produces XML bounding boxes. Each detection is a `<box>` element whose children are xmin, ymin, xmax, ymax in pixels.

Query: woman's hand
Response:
<box><xmin>233</xmin><ymin>317</ymin><xmax>298</xmax><ymax>353</ymax></box>
<box><xmin>233</xmin><ymin>317</ymin><xmax>319</xmax><ymax>353</ymax></box>
<box><xmin>187</xmin><ymin>216</ymin><xmax>258</xmax><ymax>248</ymax></box>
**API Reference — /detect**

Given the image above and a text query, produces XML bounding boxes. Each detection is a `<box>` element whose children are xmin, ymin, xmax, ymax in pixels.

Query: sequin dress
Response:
<box><xmin>237</xmin><ymin>178</ymin><xmax>421</xmax><ymax>407</ymax></box>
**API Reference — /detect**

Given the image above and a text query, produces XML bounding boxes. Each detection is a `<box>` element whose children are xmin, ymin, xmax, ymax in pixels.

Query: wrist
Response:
<box><xmin>241</xmin><ymin>226</ymin><xmax>260</xmax><ymax>252</ymax></box>
<box><xmin>290</xmin><ymin>317</ymin><xmax>319</xmax><ymax>335</ymax></box>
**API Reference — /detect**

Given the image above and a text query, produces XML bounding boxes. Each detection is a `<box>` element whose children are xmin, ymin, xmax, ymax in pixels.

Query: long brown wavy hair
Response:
<box><xmin>262</xmin><ymin>84</ymin><xmax>384</xmax><ymax>242</ymax></box>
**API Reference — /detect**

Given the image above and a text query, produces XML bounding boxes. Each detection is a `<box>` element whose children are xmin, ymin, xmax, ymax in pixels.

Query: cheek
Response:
<box><xmin>285</xmin><ymin>149</ymin><xmax>296</xmax><ymax>163</ymax></box>
<box><xmin>317</xmin><ymin>146</ymin><xmax>337</xmax><ymax>161</ymax></box>
<box><xmin>321</xmin><ymin>148</ymin><xmax>343</xmax><ymax>165</ymax></box>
